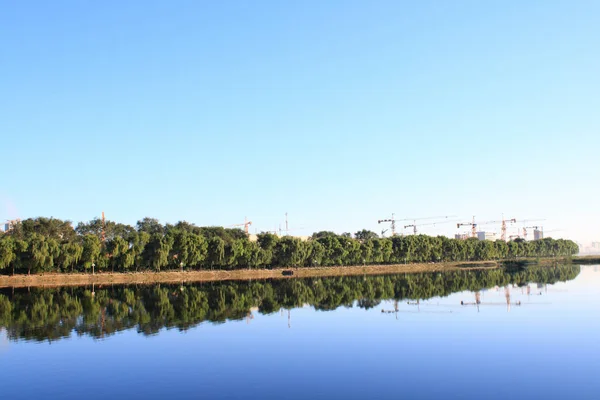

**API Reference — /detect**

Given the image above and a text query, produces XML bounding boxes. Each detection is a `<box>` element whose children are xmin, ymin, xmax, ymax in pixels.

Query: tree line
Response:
<box><xmin>0</xmin><ymin>217</ymin><xmax>579</xmax><ymax>275</ymax></box>
<box><xmin>0</xmin><ymin>264</ymin><xmax>580</xmax><ymax>342</ymax></box>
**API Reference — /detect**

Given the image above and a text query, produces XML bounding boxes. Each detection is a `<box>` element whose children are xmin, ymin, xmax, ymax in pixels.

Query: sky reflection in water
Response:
<box><xmin>0</xmin><ymin>265</ymin><xmax>599</xmax><ymax>400</ymax></box>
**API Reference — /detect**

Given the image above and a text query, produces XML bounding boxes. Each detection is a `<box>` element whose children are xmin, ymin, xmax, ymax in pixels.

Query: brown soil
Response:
<box><xmin>0</xmin><ymin>261</ymin><xmax>498</xmax><ymax>289</ymax></box>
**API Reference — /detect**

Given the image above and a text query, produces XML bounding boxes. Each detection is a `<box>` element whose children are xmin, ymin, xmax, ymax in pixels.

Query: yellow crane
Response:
<box><xmin>457</xmin><ymin>216</ymin><xmax>478</xmax><ymax>238</ymax></box>
<box><xmin>229</xmin><ymin>217</ymin><xmax>252</xmax><ymax>235</ymax></box>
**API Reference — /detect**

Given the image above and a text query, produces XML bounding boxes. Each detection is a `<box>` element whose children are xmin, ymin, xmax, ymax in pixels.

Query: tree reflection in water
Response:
<box><xmin>0</xmin><ymin>264</ymin><xmax>580</xmax><ymax>342</ymax></box>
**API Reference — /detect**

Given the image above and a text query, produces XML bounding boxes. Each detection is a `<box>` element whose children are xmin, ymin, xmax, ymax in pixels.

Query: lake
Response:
<box><xmin>1</xmin><ymin>264</ymin><xmax>598</xmax><ymax>399</ymax></box>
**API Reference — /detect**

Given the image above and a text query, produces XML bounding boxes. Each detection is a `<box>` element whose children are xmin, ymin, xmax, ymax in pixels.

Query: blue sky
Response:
<box><xmin>1</xmin><ymin>1</ymin><xmax>599</xmax><ymax>243</ymax></box>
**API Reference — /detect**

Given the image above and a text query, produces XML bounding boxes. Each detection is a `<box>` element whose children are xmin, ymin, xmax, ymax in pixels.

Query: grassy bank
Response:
<box><xmin>533</xmin><ymin>255</ymin><xmax>600</xmax><ymax>265</ymax></box>
<box><xmin>6</xmin><ymin>255</ymin><xmax>595</xmax><ymax>289</ymax></box>
<box><xmin>0</xmin><ymin>260</ymin><xmax>498</xmax><ymax>288</ymax></box>
<box><xmin>570</xmin><ymin>255</ymin><xmax>600</xmax><ymax>264</ymax></box>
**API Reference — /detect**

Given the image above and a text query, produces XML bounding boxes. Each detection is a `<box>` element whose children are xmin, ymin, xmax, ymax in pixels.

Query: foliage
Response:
<box><xmin>354</xmin><ymin>230</ymin><xmax>379</xmax><ymax>242</ymax></box>
<box><xmin>0</xmin><ymin>217</ymin><xmax>580</xmax><ymax>274</ymax></box>
<box><xmin>81</xmin><ymin>234</ymin><xmax>101</xmax><ymax>271</ymax></box>
<box><xmin>0</xmin><ymin>236</ymin><xmax>16</xmax><ymax>272</ymax></box>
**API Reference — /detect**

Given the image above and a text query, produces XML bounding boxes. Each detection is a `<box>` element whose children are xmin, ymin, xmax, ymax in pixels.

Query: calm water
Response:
<box><xmin>1</xmin><ymin>265</ymin><xmax>599</xmax><ymax>399</ymax></box>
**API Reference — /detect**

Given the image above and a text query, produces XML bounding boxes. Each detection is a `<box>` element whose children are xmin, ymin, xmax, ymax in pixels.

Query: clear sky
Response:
<box><xmin>1</xmin><ymin>1</ymin><xmax>599</xmax><ymax>243</ymax></box>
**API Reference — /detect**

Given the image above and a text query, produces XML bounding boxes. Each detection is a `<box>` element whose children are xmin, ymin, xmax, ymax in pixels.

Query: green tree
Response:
<box><xmin>143</xmin><ymin>233</ymin><xmax>174</xmax><ymax>271</ymax></box>
<box><xmin>170</xmin><ymin>231</ymin><xmax>207</xmax><ymax>270</ymax></box>
<box><xmin>11</xmin><ymin>239</ymin><xmax>28</xmax><ymax>275</ymax></box>
<box><xmin>360</xmin><ymin>239</ymin><xmax>374</xmax><ymax>264</ymax></box>
<box><xmin>106</xmin><ymin>236</ymin><xmax>130</xmax><ymax>272</ymax></box>
<box><xmin>0</xmin><ymin>236</ymin><xmax>16</xmax><ymax>274</ymax></box>
<box><xmin>235</xmin><ymin>240</ymin><xmax>262</xmax><ymax>269</ymax></box>
<box><xmin>311</xmin><ymin>231</ymin><xmax>338</xmax><ymax>239</ymax></box>
<box><xmin>129</xmin><ymin>231</ymin><xmax>151</xmax><ymax>271</ymax></box>
<box><xmin>23</xmin><ymin>233</ymin><xmax>60</xmax><ymax>275</ymax></box>
<box><xmin>58</xmin><ymin>241</ymin><xmax>84</xmax><ymax>272</ymax></box>
<box><xmin>0</xmin><ymin>214</ymin><xmax>582</xmax><ymax>274</ymax></box>
<box><xmin>81</xmin><ymin>234</ymin><xmax>101</xmax><ymax>272</ymax></box>
<box><xmin>21</xmin><ymin>217</ymin><xmax>77</xmax><ymax>242</ymax></box>
<box><xmin>274</xmin><ymin>237</ymin><xmax>306</xmax><ymax>267</ymax></box>
<box><xmin>305</xmin><ymin>240</ymin><xmax>325</xmax><ymax>267</ymax></box>
<box><xmin>136</xmin><ymin>218</ymin><xmax>164</xmax><ymax>235</ymax></box>
<box><xmin>207</xmin><ymin>237</ymin><xmax>225</xmax><ymax>269</ymax></box>
<box><xmin>354</xmin><ymin>230</ymin><xmax>379</xmax><ymax>242</ymax></box>
<box><xmin>76</xmin><ymin>218</ymin><xmax>135</xmax><ymax>241</ymax></box>
<box><xmin>198</xmin><ymin>226</ymin><xmax>247</xmax><ymax>243</ymax></box>
<box><xmin>380</xmin><ymin>239</ymin><xmax>393</xmax><ymax>263</ymax></box>
<box><xmin>257</xmin><ymin>233</ymin><xmax>279</xmax><ymax>266</ymax></box>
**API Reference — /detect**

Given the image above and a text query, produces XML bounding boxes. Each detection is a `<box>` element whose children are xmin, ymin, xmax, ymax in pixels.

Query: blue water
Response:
<box><xmin>1</xmin><ymin>266</ymin><xmax>599</xmax><ymax>399</ymax></box>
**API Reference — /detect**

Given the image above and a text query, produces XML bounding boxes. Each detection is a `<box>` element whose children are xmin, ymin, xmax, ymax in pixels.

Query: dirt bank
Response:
<box><xmin>0</xmin><ymin>261</ymin><xmax>498</xmax><ymax>288</ymax></box>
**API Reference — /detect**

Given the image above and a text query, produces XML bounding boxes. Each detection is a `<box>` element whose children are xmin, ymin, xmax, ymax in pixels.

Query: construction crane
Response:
<box><xmin>381</xmin><ymin>300</ymin><xmax>399</xmax><ymax>319</ymax></box>
<box><xmin>229</xmin><ymin>217</ymin><xmax>252</xmax><ymax>235</ymax></box>
<box><xmin>500</xmin><ymin>216</ymin><xmax>516</xmax><ymax>241</ymax></box>
<box><xmin>404</xmin><ymin>217</ymin><xmax>459</xmax><ymax>235</ymax></box>
<box><xmin>285</xmin><ymin>212</ymin><xmax>289</xmax><ymax>236</ymax></box>
<box><xmin>460</xmin><ymin>287</ymin><xmax>521</xmax><ymax>311</ymax></box>
<box><xmin>101</xmin><ymin>211</ymin><xmax>106</xmax><ymax>243</ymax></box>
<box><xmin>519</xmin><ymin>219</ymin><xmax>546</xmax><ymax>240</ymax></box>
<box><xmin>460</xmin><ymin>292</ymin><xmax>482</xmax><ymax>312</ymax></box>
<box><xmin>278</xmin><ymin>213</ymin><xmax>306</xmax><ymax>236</ymax></box>
<box><xmin>279</xmin><ymin>227</ymin><xmax>305</xmax><ymax>237</ymax></box>
<box><xmin>402</xmin><ymin>216</ymin><xmax>456</xmax><ymax>230</ymax></box>
<box><xmin>477</xmin><ymin>216</ymin><xmax>517</xmax><ymax>241</ymax></box>
<box><xmin>246</xmin><ymin>310</ymin><xmax>254</xmax><ymax>325</ymax></box>
<box><xmin>379</xmin><ymin>214</ymin><xmax>455</xmax><ymax>236</ymax></box>
<box><xmin>523</xmin><ymin>226</ymin><xmax>541</xmax><ymax>240</ymax></box>
<box><xmin>378</xmin><ymin>213</ymin><xmax>398</xmax><ymax>236</ymax></box>
<box><xmin>457</xmin><ymin>216</ymin><xmax>478</xmax><ymax>238</ymax></box>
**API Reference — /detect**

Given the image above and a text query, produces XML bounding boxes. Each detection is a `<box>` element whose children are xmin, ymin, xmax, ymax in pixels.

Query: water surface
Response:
<box><xmin>1</xmin><ymin>264</ymin><xmax>598</xmax><ymax>399</ymax></box>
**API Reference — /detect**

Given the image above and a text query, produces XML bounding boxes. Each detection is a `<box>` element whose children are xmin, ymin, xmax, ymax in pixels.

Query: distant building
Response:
<box><xmin>533</xmin><ymin>229</ymin><xmax>544</xmax><ymax>240</ymax></box>
<box><xmin>477</xmin><ymin>231</ymin><xmax>497</xmax><ymax>241</ymax></box>
<box><xmin>455</xmin><ymin>233</ymin><xmax>469</xmax><ymax>240</ymax></box>
<box><xmin>591</xmin><ymin>242</ymin><xmax>600</xmax><ymax>249</ymax></box>
<box><xmin>2</xmin><ymin>219</ymin><xmax>20</xmax><ymax>233</ymax></box>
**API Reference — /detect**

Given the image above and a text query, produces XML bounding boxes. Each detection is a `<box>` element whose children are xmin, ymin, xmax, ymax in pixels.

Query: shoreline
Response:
<box><xmin>0</xmin><ymin>261</ymin><xmax>499</xmax><ymax>288</ymax></box>
<box><xmin>1</xmin><ymin>256</ymin><xmax>590</xmax><ymax>289</ymax></box>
